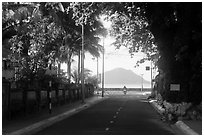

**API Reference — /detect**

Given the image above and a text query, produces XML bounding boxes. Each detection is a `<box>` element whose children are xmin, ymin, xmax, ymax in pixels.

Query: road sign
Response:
<box><xmin>146</xmin><ymin>66</ymin><xmax>150</xmax><ymax>71</ymax></box>
<box><xmin>170</xmin><ymin>84</ymin><xmax>180</xmax><ymax>91</ymax></box>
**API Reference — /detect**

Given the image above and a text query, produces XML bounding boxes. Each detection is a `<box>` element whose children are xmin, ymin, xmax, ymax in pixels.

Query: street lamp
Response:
<box><xmin>101</xmin><ymin>38</ymin><xmax>104</xmax><ymax>97</ymax></box>
<box><xmin>141</xmin><ymin>74</ymin><xmax>144</xmax><ymax>92</ymax></box>
<box><xmin>150</xmin><ymin>61</ymin><xmax>153</xmax><ymax>90</ymax></box>
<box><xmin>97</xmin><ymin>57</ymin><xmax>99</xmax><ymax>94</ymax></box>
<box><xmin>81</xmin><ymin>22</ymin><xmax>85</xmax><ymax>103</ymax></box>
<box><xmin>92</xmin><ymin>57</ymin><xmax>99</xmax><ymax>94</ymax></box>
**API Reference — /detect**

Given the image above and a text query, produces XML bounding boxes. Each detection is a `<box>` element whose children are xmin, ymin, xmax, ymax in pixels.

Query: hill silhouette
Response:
<box><xmin>104</xmin><ymin>68</ymin><xmax>150</xmax><ymax>85</ymax></box>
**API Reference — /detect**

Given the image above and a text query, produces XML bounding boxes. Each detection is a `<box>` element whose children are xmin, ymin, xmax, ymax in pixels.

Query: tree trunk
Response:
<box><xmin>67</xmin><ymin>61</ymin><xmax>71</xmax><ymax>83</ymax></box>
<box><xmin>57</xmin><ymin>62</ymin><xmax>61</xmax><ymax>77</ymax></box>
<box><xmin>67</xmin><ymin>54</ymin><xmax>72</xmax><ymax>83</ymax></box>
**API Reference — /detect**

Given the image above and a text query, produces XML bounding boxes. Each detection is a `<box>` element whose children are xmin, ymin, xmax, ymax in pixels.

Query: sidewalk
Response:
<box><xmin>3</xmin><ymin>95</ymin><xmax>107</xmax><ymax>135</ymax></box>
<box><xmin>149</xmin><ymin>100</ymin><xmax>202</xmax><ymax>135</ymax></box>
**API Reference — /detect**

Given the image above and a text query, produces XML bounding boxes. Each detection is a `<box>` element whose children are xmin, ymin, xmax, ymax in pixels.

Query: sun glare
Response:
<box><xmin>100</xmin><ymin>15</ymin><xmax>112</xmax><ymax>29</ymax></box>
<box><xmin>61</xmin><ymin>14</ymin><xmax>157</xmax><ymax>84</ymax></box>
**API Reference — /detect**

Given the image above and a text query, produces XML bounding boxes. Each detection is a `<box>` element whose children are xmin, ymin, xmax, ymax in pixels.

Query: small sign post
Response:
<box><xmin>170</xmin><ymin>84</ymin><xmax>180</xmax><ymax>102</ymax></box>
<box><xmin>146</xmin><ymin>66</ymin><xmax>150</xmax><ymax>71</ymax></box>
<box><xmin>48</xmin><ymin>81</ymin><xmax>52</xmax><ymax>114</ymax></box>
<box><xmin>170</xmin><ymin>84</ymin><xmax>180</xmax><ymax>91</ymax></box>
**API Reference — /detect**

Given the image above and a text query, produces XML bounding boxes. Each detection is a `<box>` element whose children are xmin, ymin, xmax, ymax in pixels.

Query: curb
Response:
<box><xmin>149</xmin><ymin>100</ymin><xmax>165</xmax><ymax>115</ymax></box>
<box><xmin>175</xmin><ymin>121</ymin><xmax>199</xmax><ymax>135</ymax></box>
<box><xmin>8</xmin><ymin>96</ymin><xmax>107</xmax><ymax>135</ymax></box>
<box><xmin>149</xmin><ymin>100</ymin><xmax>199</xmax><ymax>135</ymax></box>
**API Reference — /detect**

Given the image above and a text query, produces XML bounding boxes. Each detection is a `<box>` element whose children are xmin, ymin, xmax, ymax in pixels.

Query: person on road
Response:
<box><xmin>123</xmin><ymin>86</ymin><xmax>127</xmax><ymax>95</ymax></box>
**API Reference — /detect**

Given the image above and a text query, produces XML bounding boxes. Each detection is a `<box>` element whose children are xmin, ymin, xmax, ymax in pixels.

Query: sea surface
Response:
<box><xmin>102</xmin><ymin>83</ymin><xmax>151</xmax><ymax>88</ymax></box>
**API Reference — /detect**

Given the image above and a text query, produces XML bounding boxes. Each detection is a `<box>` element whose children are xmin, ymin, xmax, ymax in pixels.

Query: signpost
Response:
<box><xmin>146</xmin><ymin>66</ymin><xmax>150</xmax><ymax>71</ymax></box>
<box><xmin>146</xmin><ymin>61</ymin><xmax>153</xmax><ymax>91</ymax></box>
<box><xmin>170</xmin><ymin>84</ymin><xmax>180</xmax><ymax>102</ymax></box>
<box><xmin>170</xmin><ymin>84</ymin><xmax>180</xmax><ymax>91</ymax></box>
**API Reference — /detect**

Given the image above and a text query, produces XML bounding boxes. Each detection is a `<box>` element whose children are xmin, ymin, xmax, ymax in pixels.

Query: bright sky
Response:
<box><xmin>62</xmin><ymin>16</ymin><xmax>157</xmax><ymax>82</ymax></box>
<box><xmin>82</xmin><ymin>36</ymin><xmax>154</xmax><ymax>82</ymax></box>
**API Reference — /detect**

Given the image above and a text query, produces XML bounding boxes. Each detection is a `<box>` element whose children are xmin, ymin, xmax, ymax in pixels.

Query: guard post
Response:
<box><xmin>45</xmin><ymin>62</ymin><xmax>56</xmax><ymax>114</ymax></box>
<box><xmin>48</xmin><ymin>80</ymin><xmax>52</xmax><ymax>114</ymax></box>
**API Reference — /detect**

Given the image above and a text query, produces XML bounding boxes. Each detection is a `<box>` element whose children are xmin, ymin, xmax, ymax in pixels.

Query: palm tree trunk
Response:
<box><xmin>57</xmin><ymin>62</ymin><xmax>61</xmax><ymax>77</ymax></box>
<box><xmin>67</xmin><ymin>53</ymin><xmax>72</xmax><ymax>83</ymax></box>
<box><xmin>67</xmin><ymin>62</ymin><xmax>71</xmax><ymax>83</ymax></box>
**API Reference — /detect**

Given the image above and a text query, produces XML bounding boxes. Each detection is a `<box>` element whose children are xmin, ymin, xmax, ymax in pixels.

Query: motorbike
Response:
<box><xmin>123</xmin><ymin>86</ymin><xmax>127</xmax><ymax>95</ymax></box>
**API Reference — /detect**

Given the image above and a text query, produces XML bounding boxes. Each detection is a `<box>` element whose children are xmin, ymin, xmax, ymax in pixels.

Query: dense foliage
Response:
<box><xmin>2</xmin><ymin>2</ymin><xmax>106</xmax><ymax>86</ymax></box>
<box><xmin>2</xmin><ymin>2</ymin><xmax>201</xmax><ymax>104</ymax></box>
<box><xmin>144</xmin><ymin>3</ymin><xmax>202</xmax><ymax>104</ymax></box>
<box><xmin>102</xmin><ymin>2</ymin><xmax>202</xmax><ymax>104</ymax></box>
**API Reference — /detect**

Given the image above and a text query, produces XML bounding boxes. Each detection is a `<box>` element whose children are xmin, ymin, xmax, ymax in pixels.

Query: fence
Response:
<box><xmin>2</xmin><ymin>79</ymin><xmax>94</xmax><ymax>120</ymax></box>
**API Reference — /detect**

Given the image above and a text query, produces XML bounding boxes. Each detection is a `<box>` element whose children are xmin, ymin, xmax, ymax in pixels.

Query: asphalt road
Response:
<box><xmin>35</xmin><ymin>91</ymin><xmax>176</xmax><ymax>135</ymax></box>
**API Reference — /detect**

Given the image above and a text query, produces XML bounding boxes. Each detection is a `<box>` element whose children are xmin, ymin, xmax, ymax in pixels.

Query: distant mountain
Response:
<box><xmin>104</xmin><ymin>68</ymin><xmax>150</xmax><ymax>85</ymax></box>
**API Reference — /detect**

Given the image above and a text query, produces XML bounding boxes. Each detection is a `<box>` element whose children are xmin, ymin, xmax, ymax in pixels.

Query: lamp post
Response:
<box><xmin>141</xmin><ymin>74</ymin><xmax>144</xmax><ymax>92</ymax></box>
<box><xmin>96</xmin><ymin>57</ymin><xmax>99</xmax><ymax>94</ymax></box>
<box><xmin>102</xmin><ymin>37</ymin><xmax>105</xmax><ymax>97</ymax></box>
<box><xmin>81</xmin><ymin>22</ymin><xmax>85</xmax><ymax>103</ymax></box>
<box><xmin>92</xmin><ymin>57</ymin><xmax>99</xmax><ymax>94</ymax></box>
<box><xmin>150</xmin><ymin>60</ymin><xmax>153</xmax><ymax>91</ymax></box>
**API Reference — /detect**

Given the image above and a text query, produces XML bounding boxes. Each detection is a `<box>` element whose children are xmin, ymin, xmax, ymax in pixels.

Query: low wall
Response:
<box><xmin>2</xmin><ymin>82</ymin><xmax>94</xmax><ymax>120</ymax></box>
<box><xmin>99</xmin><ymin>88</ymin><xmax>152</xmax><ymax>91</ymax></box>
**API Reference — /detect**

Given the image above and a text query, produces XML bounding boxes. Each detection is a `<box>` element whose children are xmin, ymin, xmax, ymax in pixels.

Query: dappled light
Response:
<box><xmin>2</xmin><ymin>2</ymin><xmax>201</xmax><ymax>135</ymax></box>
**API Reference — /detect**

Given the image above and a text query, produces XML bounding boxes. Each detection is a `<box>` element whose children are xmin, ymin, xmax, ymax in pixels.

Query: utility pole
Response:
<box><xmin>141</xmin><ymin>74</ymin><xmax>144</xmax><ymax>92</ymax></box>
<box><xmin>151</xmin><ymin>61</ymin><xmax>153</xmax><ymax>91</ymax></box>
<box><xmin>102</xmin><ymin>37</ymin><xmax>105</xmax><ymax>97</ymax></box>
<box><xmin>78</xmin><ymin>50</ymin><xmax>80</xmax><ymax>84</ymax></box>
<box><xmin>47</xmin><ymin>63</ymin><xmax>52</xmax><ymax>114</ymax></box>
<box><xmin>81</xmin><ymin>21</ymin><xmax>85</xmax><ymax>103</ymax></box>
<box><xmin>97</xmin><ymin>57</ymin><xmax>99</xmax><ymax>94</ymax></box>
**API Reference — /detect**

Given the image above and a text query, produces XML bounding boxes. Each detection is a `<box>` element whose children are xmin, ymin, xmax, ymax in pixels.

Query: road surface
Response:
<box><xmin>35</xmin><ymin>91</ymin><xmax>176</xmax><ymax>135</ymax></box>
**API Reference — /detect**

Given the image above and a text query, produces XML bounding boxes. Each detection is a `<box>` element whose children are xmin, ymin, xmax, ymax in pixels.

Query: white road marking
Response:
<box><xmin>105</xmin><ymin>128</ymin><xmax>109</xmax><ymax>131</ymax></box>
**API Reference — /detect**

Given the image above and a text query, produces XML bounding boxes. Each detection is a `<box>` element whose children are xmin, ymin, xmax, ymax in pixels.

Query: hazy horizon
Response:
<box><xmin>101</xmin><ymin>83</ymin><xmax>151</xmax><ymax>88</ymax></box>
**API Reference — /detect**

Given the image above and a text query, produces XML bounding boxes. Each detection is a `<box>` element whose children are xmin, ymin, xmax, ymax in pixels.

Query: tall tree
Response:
<box><xmin>99</xmin><ymin>2</ymin><xmax>202</xmax><ymax>104</ymax></box>
<box><xmin>3</xmin><ymin>2</ymin><xmax>66</xmax><ymax>83</ymax></box>
<box><xmin>39</xmin><ymin>2</ymin><xmax>106</xmax><ymax>83</ymax></box>
<box><xmin>144</xmin><ymin>3</ymin><xmax>202</xmax><ymax>104</ymax></box>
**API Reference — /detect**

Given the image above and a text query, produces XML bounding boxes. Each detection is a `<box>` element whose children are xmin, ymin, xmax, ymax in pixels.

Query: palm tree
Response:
<box><xmin>71</xmin><ymin>68</ymin><xmax>92</xmax><ymax>83</ymax></box>
<box><xmin>37</xmin><ymin>2</ymin><xmax>108</xmax><ymax>85</ymax></box>
<box><xmin>44</xmin><ymin>3</ymin><xmax>106</xmax><ymax>84</ymax></box>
